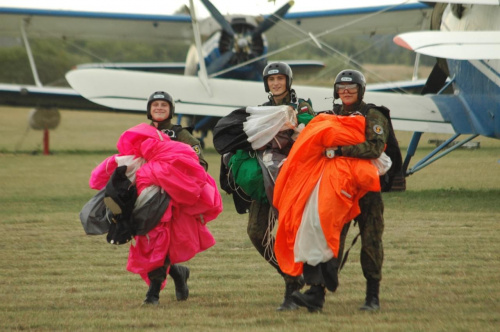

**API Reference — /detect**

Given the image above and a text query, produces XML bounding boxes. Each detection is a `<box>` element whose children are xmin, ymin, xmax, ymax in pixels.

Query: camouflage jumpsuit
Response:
<box><xmin>336</xmin><ymin>100</ymin><xmax>389</xmax><ymax>282</ymax></box>
<box><xmin>247</xmin><ymin>94</ymin><xmax>314</xmax><ymax>283</ymax></box>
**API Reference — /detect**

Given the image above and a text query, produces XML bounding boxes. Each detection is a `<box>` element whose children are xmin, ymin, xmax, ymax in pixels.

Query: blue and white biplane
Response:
<box><xmin>1</xmin><ymin>0</ymin><xmax>499</xmax><ymax>180</ymax></box>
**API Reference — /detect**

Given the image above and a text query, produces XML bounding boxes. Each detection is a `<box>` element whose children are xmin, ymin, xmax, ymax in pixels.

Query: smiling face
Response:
<box><xmin>337</xmin><ymin>83</ymin><xmax>359</xmax><ymax>106</ymax></box>
<box><xmin>150</xmin><ymin>100</ymin><xmax>171</xmax><ymax>122</ymax></box>
<box><xmin>267</xmin><ymin>74</ymin><xmax>288</xmax><ymax>96</ymax></box>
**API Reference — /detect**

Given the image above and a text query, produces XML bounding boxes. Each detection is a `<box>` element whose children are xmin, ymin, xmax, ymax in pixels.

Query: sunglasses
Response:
<box><xmin>335</xmin><ymin>83</ymin><xmax>358</xmax><ymax>93</ymax></box>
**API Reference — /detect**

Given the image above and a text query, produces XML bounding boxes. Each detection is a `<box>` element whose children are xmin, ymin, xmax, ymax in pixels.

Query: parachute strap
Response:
<box><xmin>332</xmin><ymin>104</ymin><xmax>342</xmax><ymax>115</ymax></box>
<box><xmin>262</xmin><ymin>206</ymin><xmax>278</xmax><ymax>266</ymax></box>
<box><xmin>362</xmin><ymin>103</ymin><xmax>404</xmax><ymax>191</ymax></box>
<box><xmin>339</xmin><ymin>229</ymin><xmax>361</xmax><ymax>272</ymax></box>
<box><xmin>362</xmin><ymin>103</ymin><xmax>391</xmax><ymax>119</ymax></box>
<box><xmin>170</xmin><ymin>124</ymin><xmax>186</xmax><ymax>136</ymax></box>
<box><xmin>169</xmin><ymin>124</ymin><xmax>182</xmax><ymax>131</ymax></box>
<box><xmin>226</xmin><ymin>163</ymin><xmax>252</xmax><ymax>203</ymax></box>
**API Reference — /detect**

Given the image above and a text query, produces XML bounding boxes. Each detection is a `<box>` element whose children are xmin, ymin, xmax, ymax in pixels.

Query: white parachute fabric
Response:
<box><xmin>114</xmin><ymin>155</ymin><xmax>167</xmax><ymax>215</ymax></box>
<box><xmin>243</xmin><ymin>105</ymin><xmax>297</xmax><ymax>150</ymax></box>
<box><xmin>371</xmin><ymin>152</ymin><xmax>392</xmax><ymax>175</ymax></box>
<box><xmin>115</xmin><ymin>155</ymin><xmax>146</xmax><ymax>184</ymax></box>
<box><xmin>134</xmin><ymin>185</ymin><xmax>161</xmax><ymax>209</ymax></box>
<box><xmin>294</xmin><ymin>175</ymin><xmax>334</xmax><ymax>266</ymax></box>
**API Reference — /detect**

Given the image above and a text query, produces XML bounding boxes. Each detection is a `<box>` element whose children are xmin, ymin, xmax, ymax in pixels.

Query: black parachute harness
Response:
<box><xmin>158</xmin><ymin>124</ymin><xmax>184</xmax><ymax>140</ymax></box>
<box><xmin>161</xmin><ymin>128</ymin><xmax>178</xmax><ymax>139</ymax></box>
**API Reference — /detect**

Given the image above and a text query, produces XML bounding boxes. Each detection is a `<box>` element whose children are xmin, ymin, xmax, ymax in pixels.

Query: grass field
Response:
<box><xmin>1</xmin><ymin>107</ymin><xmax>499</xmax><ymax>331</ymax></box>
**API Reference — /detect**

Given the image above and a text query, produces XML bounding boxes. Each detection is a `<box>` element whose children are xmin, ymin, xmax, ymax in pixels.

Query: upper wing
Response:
<box><xmin>0</xmin><ymin>3</ymin><xmax>431</xmax><ymax>45</ymax></box>
<box><xmin>267</xmin><ymin>3</ymin><xmax>432</xmax><ymax>43</ymax></box>
<box><xmin>0</xmin><ymin>7</ymin><xmax>192</xmax><ymax>42</ymax></box>
<box><xmin>426</xmin><ymin>0</ymin><xmax>499</xmax><ymax>4</ymax></box>
<box><xmin>66</xmin><ymin>68</ymin><xmax>455</xmax><ymax>135</ymax></box>
<box><xmin>394</xmin><ymin>31</ymin><xmax>500</xmax><ymax>60</ymax></box>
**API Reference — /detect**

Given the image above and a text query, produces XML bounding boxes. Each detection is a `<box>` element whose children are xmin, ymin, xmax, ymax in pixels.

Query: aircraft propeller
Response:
<box><xmin>200</xmin><ymin>0</ymin><xmax>294</xmax><ymax>75</ymax></box>
<box><xmin>252</xmin><ymin>1</ymin><xmax>294</xmax><ymax>36</ymax></box>
<box><xmin>200</xmin><ymin>0</ymin><xmax>235</xmax><ymax>36</ymax></box>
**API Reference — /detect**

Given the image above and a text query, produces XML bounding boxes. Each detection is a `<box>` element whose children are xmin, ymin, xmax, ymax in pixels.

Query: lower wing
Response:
<box><xmin>65</xmin><ymin>68</ymin><xmax>455</xmax><ymax>135</ymax></box>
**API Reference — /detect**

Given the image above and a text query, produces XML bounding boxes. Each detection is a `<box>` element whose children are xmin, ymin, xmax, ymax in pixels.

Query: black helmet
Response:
<box><xmin>147</xmin><ymin>91</ymin><xmax>175</xmax><ymax>120</ymax></box>
<box><xmin>263</xmin><ymin>62</ymin><xmax>293</xmax><ymax>93</ymax></box>
<box><xmin>334</xmin><ymin>69</ymin><xmax>366</xmax><ymax>100</ymax></box>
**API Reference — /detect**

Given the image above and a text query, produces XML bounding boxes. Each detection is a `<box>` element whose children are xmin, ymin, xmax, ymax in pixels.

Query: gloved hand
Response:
<box><xmin>324</xmin><ymin>147</ymin><xmax>342</xmax><ymax>158</ymax></box>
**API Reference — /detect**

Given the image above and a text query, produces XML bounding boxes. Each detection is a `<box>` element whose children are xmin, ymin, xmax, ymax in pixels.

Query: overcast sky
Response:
<box><xmin>0</xmin><ymin>0</ymin><xmax>420</xmax><ymax>17</ymax></box>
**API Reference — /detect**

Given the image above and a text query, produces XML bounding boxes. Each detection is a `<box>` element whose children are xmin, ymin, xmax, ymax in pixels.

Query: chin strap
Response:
<box><xmin>290</xmin><ymin>89</ymin><xmax>297</xmax><ymax>104</ymax></box>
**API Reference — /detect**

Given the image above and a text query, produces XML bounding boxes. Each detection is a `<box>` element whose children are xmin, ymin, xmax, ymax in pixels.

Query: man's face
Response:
<box><xmin>267</xmin><ymin>74</ymin><xmax>287</xmax><ymax>96</ymax></box>
<box><xmin>150</xmin><ymin>100</ymin><xmax>171</xmax><ymax>122</ymax></box>
<box><xmin>337</xmin><ymin>83</ymin><xmax>359</xmax><ymax>105</ymax></box>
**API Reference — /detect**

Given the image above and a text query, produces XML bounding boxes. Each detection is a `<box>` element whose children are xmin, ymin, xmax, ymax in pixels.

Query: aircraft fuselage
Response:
<box><xmin>441</xmin><ymin>4</ymin><xmax>500</xmax><ymax>138</ymax></box>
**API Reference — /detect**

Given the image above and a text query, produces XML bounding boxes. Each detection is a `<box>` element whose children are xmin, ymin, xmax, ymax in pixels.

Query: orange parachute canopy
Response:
<box><xmin>274</xmin><ymin>114</ymin><xmax>381</xmax><ymax>276</ymax></box>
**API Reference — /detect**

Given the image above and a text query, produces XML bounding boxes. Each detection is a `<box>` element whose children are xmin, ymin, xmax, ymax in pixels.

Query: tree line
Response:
<box><xmin>0</xmin><ymin>34</ymin><xmax>434</xmax><ymax>86</ymax></box>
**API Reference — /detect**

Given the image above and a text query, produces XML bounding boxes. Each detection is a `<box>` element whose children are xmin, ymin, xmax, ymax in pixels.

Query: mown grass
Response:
<box><xmin>0</xmin><ymin>107</ymin><xmax>499</xmax><ymax>331</ymax></box>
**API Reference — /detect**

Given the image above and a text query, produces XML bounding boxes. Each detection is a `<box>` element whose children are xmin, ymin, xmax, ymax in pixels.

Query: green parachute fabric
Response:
<box><xmin>297</xmin><ymin>112</ymin><xmax>314</xmax><ymax>126</ymax></box>
<box><xmin>228</xmin><ymin>150</ymin><xmax>267</xmax><ymax>203</ymax></box>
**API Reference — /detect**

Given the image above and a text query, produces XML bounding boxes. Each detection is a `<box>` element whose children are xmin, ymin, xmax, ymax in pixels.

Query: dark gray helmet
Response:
<box><xmin>334</xmin><ymin>69</ymin><xmax>366</xmax><ymax>100</ymax></box>
<box><xmin>147</xmin><ymin>91</ymin><xmax>175</xmax><ymax>120</ymax></box>
<box><xmin>263</xmin><ymin>62</ymin><xmax>293</xmax><ymax>93</ymax></box>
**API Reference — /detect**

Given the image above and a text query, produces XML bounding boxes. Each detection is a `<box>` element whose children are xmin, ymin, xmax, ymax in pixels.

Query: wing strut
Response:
<box><xmin>406</xmin><ymin>134</ymin><xmax>479</xmax><ymax>175</ymax></box>
<box><xmin>189</xmin><ymin>0</ymin><xmax>212</xmax><ymax>97</ymax></box>
<box><xmin>402</xmin><ymin>62</ymin><xmax>456</xmax><ymax>176</ymax></box>
<box><xmin>20</xmin><ymin>19</ymin><xmax>42</xmax><ymax>87</ymax></box>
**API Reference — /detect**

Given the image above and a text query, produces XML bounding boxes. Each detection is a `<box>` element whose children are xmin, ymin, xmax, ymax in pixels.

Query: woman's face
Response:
<box><xmin>337</xmin><ymin>83</ymin><xmax>359</xmax><ymax>106</ymax></box>
<box><xmin>150</xmin><ymin>100</ymin><xmax>171</xmax><ymax>122</ymax></box>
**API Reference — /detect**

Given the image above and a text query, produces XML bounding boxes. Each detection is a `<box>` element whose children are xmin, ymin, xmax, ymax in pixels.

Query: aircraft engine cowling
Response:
<box><xmin>218</xmin><ymin>18</ymin><xmax>265</xmax><ymax>65</ymax></box>
<box><xmin>29</xmin><ymin>107</ymin><xmax>61</xmax><ymax>130</ymax></box>
<box><xmin>199</xmin><ymin>0</ymin><xmax>292</xmax><ymax>77</ymax></box>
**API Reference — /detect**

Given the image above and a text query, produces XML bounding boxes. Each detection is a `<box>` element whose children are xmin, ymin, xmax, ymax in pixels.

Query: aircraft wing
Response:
<box><xmin>267</xmin><ymin>2</ymin><xmax>432</xmax><ymax>43</ymax></box>
<box><xmin>0</xmin><ymin>83</ymin><xmax>113</xmax><ymax>111</ymax></box>
<box><xmin>66</xmin><ymin>68</ymin><xmax>455</xmax><ymax>135</ymax></box>
<box><xmin>0</xmin><ymin>1</ymin><xmax>441</xmax><ymax>133</ymax></box>
<box><xmin>394</xmin><ymin>31</ymin><xmax>500</xmax><ymax>60</ymax></box>
<box><xmin>0</xmin><ymin>7</ymin><xmax>192</xmax><ymax>42</ymax></box>
<box><xmin>366</xmin><ymin>79</ymin><xmax>428</xmax><ymax>94</ymax></box>
<box><xmin>74</xmin><ymin>59</ymin><xmax>324</xmax><ymax>76</ymax></box>
<box><xmin>0</xmin><ymin>2</ymin><xmax>432</xmax><ymax>44</ymax></box>
<box><xmin>427</xmin><ymin>0</ymin><xmax>499</xmax><ymax>4</ymax></box>
<box><xmin>75</xmin><ymin>62</ymin><xmax>187</xmax><ymax>75</ymax></box>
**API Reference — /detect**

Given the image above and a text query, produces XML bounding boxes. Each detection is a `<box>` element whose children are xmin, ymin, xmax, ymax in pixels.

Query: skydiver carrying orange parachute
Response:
<box><xmin>274</xmin><ymin>69</ymin><xmax>401</xmax><ymax>313</ymax></box>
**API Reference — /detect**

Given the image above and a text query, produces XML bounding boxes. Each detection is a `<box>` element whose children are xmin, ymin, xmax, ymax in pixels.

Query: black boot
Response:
<box><xmin>323</xmin><ymin>258</ymin><xmax>340</xmax><ymax>293</ymax></box>
<box><xmin>291</xmin><ymin>284</ymin><xmax>325</xmax><ymax>312</ymax></box>
<box><xmin>143</xmin><ymin>279</ymin><xmax>162</xmax><ymax>305</ymax></box>
<box><xmin>169</xmin><ymin>264</ymin><xmax>190</xmax><ymax>301</ymax></box>
<box><xmin>359</xmin><ymin>278</ymin><xmax>380</xmax><ymax>311</ymax></box>
<box><xmin>276</xmin><ymin>276</ymin><xmax>304</xmax><ymax>311</ymax></box>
